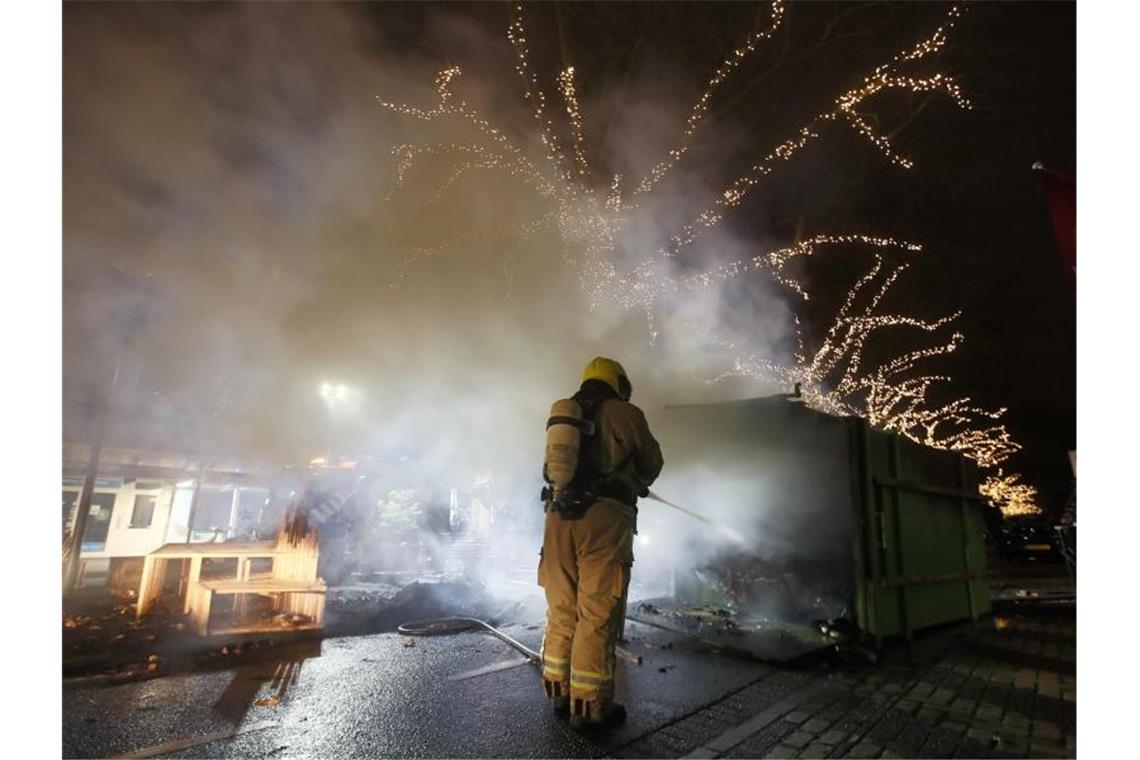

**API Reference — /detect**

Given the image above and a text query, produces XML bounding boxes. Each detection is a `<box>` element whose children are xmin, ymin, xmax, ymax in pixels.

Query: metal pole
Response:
<box><xmin>63</xmin><ymin>352</ymin><xmax>123</xmax><ymax>594</ymax></box>
<box><xmin>63</xmin><ymin>265</ymin><xmax>150</xmax><ymax>595</ymax></box>
<box><xmin>184</xmin><ymin>465</ymin><xmax>204</xmax><ymax>544</ymax></box>
<box><xmin>227</xmin><ymin>485</ymin><xmax>241</xmax><ymax>540</ymax></box>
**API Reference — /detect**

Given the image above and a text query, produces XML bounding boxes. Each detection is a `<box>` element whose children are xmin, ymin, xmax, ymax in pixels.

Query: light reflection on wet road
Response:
<box><xmin>64</xmin><ymin>621</ymin><xmax>770</xmax><ymax>758</ymax></box>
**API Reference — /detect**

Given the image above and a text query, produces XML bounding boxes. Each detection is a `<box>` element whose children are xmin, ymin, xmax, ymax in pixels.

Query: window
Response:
<box><xmin>130</xmin><ymin>494</ymin><xmax>156</xmax><ymax>529</ymax></box>
<box><xmin>255</xmin><ymin>493</ymin><xmax>286</xmax><ymax>540</ymax></box>
<box><xmin>234</xmin><ymin>488</ymin><xmax>269</xmax><ymax>538</ymax></box>
<box><xmin>62</xmin><ymin>490</ymin><xmax>79</xmax><ymax>538</ymax></box>
<box><xmin>165</xmin><ymin>486</ymin><xmax>195</xmax><ymax>543</ymax></box>
<box><xmin>81</xmin><ymin>493</ymin><xmax>115</xmax><ymax>551</ymax></box>
<box><xmin>190</xmin><ymin>487</ymin><xmax>234</xmax><ymax>542</ymax></box>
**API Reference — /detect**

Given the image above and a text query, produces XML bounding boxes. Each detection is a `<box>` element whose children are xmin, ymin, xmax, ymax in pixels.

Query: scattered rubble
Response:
<box><xmin>689</xmin><ymin>551</ymin><xmax>846</xmax><ymax>621</ymax></box>
<box><xmin>272</xmin><ymin>612</ymin><xmax>313</xmax><ymax>628</ymax></box>
<box><xmin>615</xmin><ymin>646</ymin><xmax>642</xmax><ymax>665</ymax></box>
<box><xmin>813</xmin><ymin>617</ymin><xmax>879</xmax><ymax>664</ymax></box>
<box><xmin>64</xmin><ymin>577</ymin><xmax>504</xmax><ymax>681</ymax></box>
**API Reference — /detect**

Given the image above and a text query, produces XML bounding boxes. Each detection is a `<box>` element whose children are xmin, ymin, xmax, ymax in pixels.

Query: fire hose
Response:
<box><xmin>396</xmin><ymin>616</ymin><xmax>642</xmax><ymax>666</ymax></box>
<box><xmin>397</xmin><ymin>617</ymin><xmax>541</xmax><ymax>663</ymax></box>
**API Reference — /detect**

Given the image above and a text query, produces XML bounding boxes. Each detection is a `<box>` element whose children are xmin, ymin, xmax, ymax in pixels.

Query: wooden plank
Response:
<box><xmin>136</xmin><ymin>556</ymin><xmax>156</xmax><ymax>618</ymax></box>
<box><xmin>149</xmin><ymin>542</ymin><xmax>280</xmax><ymax>558</ymax></box>
<box><xmin>207</xmin><ymin>623</ymin><xmax>322</xmax><ymax>636</ymax></box>
<box><xmin>144</xmin><ymin>520</ymin><xmax>324</xmax><ymax>635</ymax></box>
<box><xmin>188</xmin><ymin>584</ymin><xmax>213</xmax><ymax>636</ymax></box>
<box><xmin>184</xmin><ymin>557</ymin><xmax>202</xmax><ymax>614</ymax></box>
<box><xmin>197</xmin><ymin>579</ymin><xmax>326</xmax><ymax>593</ymax></box>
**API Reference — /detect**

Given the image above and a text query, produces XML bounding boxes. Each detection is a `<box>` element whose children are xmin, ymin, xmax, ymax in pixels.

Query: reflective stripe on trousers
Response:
<box><xmin>537</xmin><ymin>497</ymin><xmax>634</xmax><ymax>709</ymax></box>
<box><xmin>542</xmin><ymin>651</ymin><xmax>569</xmax><ymax>682</ymax></box>
<box><xmin>570</xmin><ymin>668</ymin><xmax>613</xmax><ymax>693</ymax></box>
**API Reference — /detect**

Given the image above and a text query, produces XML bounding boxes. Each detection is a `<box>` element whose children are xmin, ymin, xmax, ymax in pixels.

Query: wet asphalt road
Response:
<box><xmin>63</xmin><ymin>620</ymin><xmax>773</xmax><ymax>758</ymax></box>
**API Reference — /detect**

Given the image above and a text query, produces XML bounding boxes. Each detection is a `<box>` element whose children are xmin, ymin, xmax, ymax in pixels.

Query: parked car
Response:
<box><xmin>1000</xmin><ymin>519</ymin><xmax>1063</xmax><ymax>561</ymax></box>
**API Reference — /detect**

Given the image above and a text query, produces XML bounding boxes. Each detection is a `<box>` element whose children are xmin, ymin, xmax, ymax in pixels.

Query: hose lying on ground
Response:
<box><xmin>392</xmin><ymin>493</ymin><xmax>738</xmax><ymax>670</ymax></box>
<box><xmin>398</xmin><ymin>616</ymin><xmax>647</xmax><ymax>668</ymax></box>
<box><xmin>397</xmin><ymin>616</ymin><xmax>541</xmax><ymax>663</ymax></box>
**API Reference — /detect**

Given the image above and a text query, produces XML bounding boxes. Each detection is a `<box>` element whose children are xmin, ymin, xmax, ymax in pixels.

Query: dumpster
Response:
<box><xmin>648</xmin><ymin>393</ymin><xmax>990</xmax><ymax>645</ymax></box>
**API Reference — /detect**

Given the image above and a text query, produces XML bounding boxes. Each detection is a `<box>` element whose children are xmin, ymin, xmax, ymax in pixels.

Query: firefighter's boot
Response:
<box><xmin>543</xmin><ymin>677</ymin><xmax>570</xmax><ymax>715</ymax></box>
<box><xmin>569</xmin><ymin>700</ymin><xmax>627</xmax><ymax>731</ymax></box>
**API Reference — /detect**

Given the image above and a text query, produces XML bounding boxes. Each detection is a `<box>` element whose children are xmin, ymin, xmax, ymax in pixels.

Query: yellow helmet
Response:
<box><xmin>582</xmin><ymin>357</ymin><xmax>632</xmax><ymax>400</ymax></box>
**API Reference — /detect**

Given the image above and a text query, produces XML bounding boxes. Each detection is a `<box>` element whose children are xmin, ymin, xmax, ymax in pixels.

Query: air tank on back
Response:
<box><xmin>544</xmin><ymin>398</ymin><xmax>584</xmax><ymax>497</ymax></box>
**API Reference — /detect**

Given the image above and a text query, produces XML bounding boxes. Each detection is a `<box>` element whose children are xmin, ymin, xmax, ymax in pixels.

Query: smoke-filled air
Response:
<box><xmin>65</xmin><ymin>1</ymin><xmax>1039</xmax><ymax>616</ymax></box>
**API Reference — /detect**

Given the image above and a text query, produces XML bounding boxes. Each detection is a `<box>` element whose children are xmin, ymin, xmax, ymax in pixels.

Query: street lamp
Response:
<box><xmin>319</xmin><ymin>381</ymin><xmax>357</xmax><ymax>407</ymax></box>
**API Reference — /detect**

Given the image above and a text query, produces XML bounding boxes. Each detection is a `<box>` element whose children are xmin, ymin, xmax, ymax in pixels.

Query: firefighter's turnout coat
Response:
<box><xmin>538</xmin><ymin>379</ymin><xmax>664</xmax><ymax>720</ymax></box>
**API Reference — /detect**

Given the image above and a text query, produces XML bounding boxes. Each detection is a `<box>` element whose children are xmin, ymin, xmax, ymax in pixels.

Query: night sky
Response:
<box><xmin>63</xmin><ymin>2</ymin><xmax>1075</xmax><ymax>513</ymax></box>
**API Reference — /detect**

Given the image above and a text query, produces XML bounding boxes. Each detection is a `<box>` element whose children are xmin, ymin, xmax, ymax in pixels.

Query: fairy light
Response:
<box><xmin>980</xmin><ymin>471</ymin><xmax>1041</xmax><ymax>517</ymax></box>
<box><xmin>635</xmin><ymin>0</ymin><xmax>786</xmax><ymax>196</ymax></box>
<box><xmin>376</xmin><ymin>2</ymin><xmax>1038</xmax><ymax>514</ymax></box>
<box><xmin>429</xmin><ymin>158</ymin><xmax>505</xmax><ymax>203</ymax></box>
<box><xmin>606</xmin><ymin>173</ymin><xmax>623</xmax><ymax>215</ymax></box>
<box><xmin>557</xmin><ymin>67</ymin><xmax>591</xmax><ymax>180</ymax></box>
<box><xmin>679</xmin><ymin>234</ymin><xmax>1027</xmax><ymax>489</ymax></box>
<box><xmin>508</xmin><ymin>2</ymin><xmax>574</xmax><ymax>185</ymax></box>
<box><xmin>662</xmin><ymin>4</ymin><xmax>972</xmax><ymax>258</ymax></box>
<box><xmin>376</xmin><ymin>67</ymin><xmax>559</xmax><ymax>200</ymax></box>
<box><xmin>389</xmin><ymin>212</ymin><xmax>558</xmax><ymax>288</ymax></box>
<box><xmin>663</xmin><ymin>125</ymin><xmax>822</xmax><ymax>256</ymax></box>
<box><xmin>674</xmin><ymin>234</ymin><xmax>922</xmax><ymax>300</ymax></box>
<box><xmin>387</xmin><ymin>143</ymin><xmax>503</xmax><ymax>201</ymax></box>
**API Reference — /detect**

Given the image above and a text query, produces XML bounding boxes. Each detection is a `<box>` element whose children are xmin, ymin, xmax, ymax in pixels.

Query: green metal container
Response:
<box><xmin>655</xmin><ymin>395</ymin><xmax>990</xmax><ymax>643</ymax></box>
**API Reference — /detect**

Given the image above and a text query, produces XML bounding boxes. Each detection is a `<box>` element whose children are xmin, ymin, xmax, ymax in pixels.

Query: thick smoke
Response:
<box><xmin>65</xmin><ymin>4</ymin><xmax>817</xmax><ymax>608</ymax></box>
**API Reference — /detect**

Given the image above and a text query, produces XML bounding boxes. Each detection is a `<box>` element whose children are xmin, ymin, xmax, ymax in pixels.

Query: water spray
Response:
<box><xmin>644</xmin><ymin>489</ymin><xmax>748</xmax><ymax>546</ymax></box>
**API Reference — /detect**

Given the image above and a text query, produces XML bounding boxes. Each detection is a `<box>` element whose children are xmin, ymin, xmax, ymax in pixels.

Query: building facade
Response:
<box><xmin>63</xmin><ymin>443</ymin><xmax>282</xmax><ymax>589</ymax></box>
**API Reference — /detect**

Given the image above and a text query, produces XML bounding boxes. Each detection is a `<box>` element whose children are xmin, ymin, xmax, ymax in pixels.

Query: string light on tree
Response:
<box><xmin>635</xmin><ymin>0</ymin><xmax>787</xmax><ymax>196</ymax></box>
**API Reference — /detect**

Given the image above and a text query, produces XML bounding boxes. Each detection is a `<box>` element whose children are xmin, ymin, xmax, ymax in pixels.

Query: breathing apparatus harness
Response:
<box><xmin>541</xmin><ymin>388</ymin><xmax>636</xmax><ymax>519</ymax></box>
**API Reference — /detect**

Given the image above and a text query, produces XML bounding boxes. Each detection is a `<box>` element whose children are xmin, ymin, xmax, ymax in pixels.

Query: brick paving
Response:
<box><xmin>616</xmin><ymin>611</ymin><xmax>1075</xmax><ymax>759</ymax></box>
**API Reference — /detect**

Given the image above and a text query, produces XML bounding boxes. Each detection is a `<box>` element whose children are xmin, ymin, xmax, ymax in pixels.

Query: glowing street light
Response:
<box><xmin>318</xmin><ymin>381</ymin><xmax>359</xmax><ymax>408</ymax></box>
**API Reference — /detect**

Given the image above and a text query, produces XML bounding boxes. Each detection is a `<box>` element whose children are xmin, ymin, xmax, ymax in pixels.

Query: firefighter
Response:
<box><xmin>539</xmin><ymin>357</ymin><xmax>664</xmax><ymax>730</ymax></box>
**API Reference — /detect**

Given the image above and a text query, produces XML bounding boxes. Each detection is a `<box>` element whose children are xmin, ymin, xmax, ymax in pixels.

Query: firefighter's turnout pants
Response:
<box><xmin>538</xmin><ymin>496</ymin><xmax>635</xmax><ymax>720</ymax></box>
